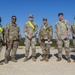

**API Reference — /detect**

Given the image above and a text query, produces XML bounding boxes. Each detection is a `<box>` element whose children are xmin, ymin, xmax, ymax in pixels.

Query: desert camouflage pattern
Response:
<box><xmin>5</xmin><ymin>22</ymin><xmax>21</xmax><ymax>58</ymax></box>
<box><xmin>38</xmin><ymin>23</ymin><xmax>52</xmax><ymax>55</ymax></box>
<box><xmin>71</xmin><ymin>22</ymin><xmax>75</xmax><ymax>51</ymax></box>
<box><xmin>24</xmin><ymin>21</ymin><xmax>38</xmax><ymax>57</ymax></box>
<box><xmin>55</xmin><ymin>20</ymin><xmax>71</xmax><ymax>58</ymax></box>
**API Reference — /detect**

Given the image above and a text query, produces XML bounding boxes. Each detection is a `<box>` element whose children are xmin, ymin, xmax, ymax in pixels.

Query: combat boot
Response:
<box><xmin>0</xmin><ymin>62</ymin><xmax>3</xmax><ymax>65</ymax></box>
<box><xmin>45</xmin><ymin>55</ymin><xmax>49</xmax><ymax>62</ymax></box>
<box><xmin>57</xmin><ymin>57</ymin><xmax>62</xmax><ymax>61</ymax></box>
<box><xmin>32</xmin><ymin>56</ymin><xmax>36</xmax><ymax>61</ymax></box>
<box><xmin>67</xmin><ymin>58</ymin><xmax>71</xmax><ymax>63</ymax></box>
<box><xmin>23</xmin><ymin>56</ymin><xmax>28</xmax><ymax>62</ymax></box>
<box><xmin>11</xmin><ymin>58</ymin><xmax>17</xmax><ymax>62</ymax></box>
<box><xmin>40</xmin><ymin>54</ymin><xmax>45</xmax><ymax>61</ymax></box>
<box><xmin>4</xmin><ymin>57</ymin><xmax>8</xmax><ymax>64</ymax></box>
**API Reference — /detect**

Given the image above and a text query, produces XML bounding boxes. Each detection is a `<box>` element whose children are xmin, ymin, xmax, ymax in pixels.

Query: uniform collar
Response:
<box><xmin>44</xmin><ymin>23</ymin><xmax>48</xmax><ymax>26</ymax></box>
<box><xmin>29</xmin><ymin>21</ymin><xmax>33</xmax><ymax>23</ymax></box>
<box><xmin>59</xmin><ymin>20</ymin><xmax>65</xmax><ymax>22</ymax></box>
<box><xmin>11</xmin><ymin>22</ymin><xmax>16</xmax><ymax>26</ymax></box>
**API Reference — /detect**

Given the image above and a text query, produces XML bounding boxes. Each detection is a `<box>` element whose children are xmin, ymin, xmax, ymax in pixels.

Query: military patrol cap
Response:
<box><xmin>29</xmin><ymin>14</ymin><xmax>33</xmax><ymax>18</ymax></box>
<box><xmin>43</xmin><ymin>18</ymin><xmax>47</xmax><ymax>21</ymax></box>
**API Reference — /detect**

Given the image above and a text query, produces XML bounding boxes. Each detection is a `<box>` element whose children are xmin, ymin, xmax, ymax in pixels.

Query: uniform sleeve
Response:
<box><xmin>18</xmin><ymin>27</ymin><xmax>21</xmax><ymax>40</ymax></box>
<box><xmin>24</xmin><ymin>23</ymin><xmax>29</xmax><ymax>36</ymax></box>
<box><xmin>32</xmin><ymin>23</ymin><xmax>38</xmax><ymax>37</ymax></box>
<box><xmin>38</xmin><ymin>27</ymin><xmax>42</xmax><ymax>43</ymax></box>
<box><xmin>71</xmin><ymin>25</ymin><xmax>74</xmax><ymax>37</ymax></box>
<box><xmin>54</xmin><ymin>24</ymin><xmax>57</xmax><ymax>38</ymax></box>
<box><xmin>5</xmin><ymin>24</ymin><xmax>9</xmax><ymax>38</ymax></box>
<box><xmin>66</xmin><ymin>21</ymin><xmax>71</xmax><ymax>37</ymax></box>
<box><xmin>48</xmin><ymin>25</ymin><xmax>53</xmax><ymax>40</ymax></box>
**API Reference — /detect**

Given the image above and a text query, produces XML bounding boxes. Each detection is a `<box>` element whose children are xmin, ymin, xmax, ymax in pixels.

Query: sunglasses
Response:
<box><xmin>12</xmin><ymin>18</ymin><xmax>16</xmax><ymax>20</ymax></box>
<box><xmin>29</xmin><ymin>17</ymin><xmax>33</xmax><ymax>18</ymax></box>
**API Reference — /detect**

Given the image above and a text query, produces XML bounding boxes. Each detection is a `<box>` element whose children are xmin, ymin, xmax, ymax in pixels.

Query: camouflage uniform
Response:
<box><xmin>24</xmin><ymin>15</ymin><xmax>38</xmax><ymax>61</ymax></box>
<box><xmin>71</xmin><ymin>22</ymin><xmax>75</xmax><ymax>62</ymax></box>
<box><xmin>0</xmin><ymin>25</ymin><xmax>4</xmax><ymax>65</ymax></box>
<box><xmin>4</xmin><ymin>22</ymin><xmax>21</xmax><ymax>63</ymax></box>
<box><xmin>55</xmin><ymin>20</ymin><xmax>71</xmax><ymax>60</ymax></box>
<box><xmin>39</xmin><ymin>18</ymin><xmax>52</xmax><ymax>61</ymax></box>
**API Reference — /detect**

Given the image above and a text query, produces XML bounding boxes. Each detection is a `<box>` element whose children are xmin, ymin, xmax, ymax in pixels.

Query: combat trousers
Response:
<box><xmin>0</xmin><ymin>42</ymin><xmax>2</xmax><ymax>53</ymax></box>
<box><xmin>25</xmin><ymin>37</ymin><xmax>36</xmax><ymax>57</ymax></box>
<box><xmin>5</xmin><ymin>40</ymin><xmax>19</xmax><ymax>58</ymax></box>
<box><xmin>57</xmin><ymin>39</ymin><xmax>70</xmax><ymax>58</ymax></box>
<box><xmin>40</xmin><ymin>41</ymin><xmax>51</xmax><ymax>55</ymax></box>
<box><xmin>0</xmin><ymin>42</ymin><xmax>2</xmax><ymax>59</ymax></box>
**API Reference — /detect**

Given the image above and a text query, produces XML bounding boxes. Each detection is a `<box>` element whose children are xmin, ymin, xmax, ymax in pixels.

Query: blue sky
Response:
<box><xmin>0</xmin><ymin>0</ymin><xmax>75</xmax><ymax>38</ymax></box>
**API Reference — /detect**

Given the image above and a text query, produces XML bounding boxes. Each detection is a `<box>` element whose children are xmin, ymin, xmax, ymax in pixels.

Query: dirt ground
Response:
<box><xmin>0</xmin><ymin>46</ymin><xmax>75</xmax><ymax>75</ymax></box>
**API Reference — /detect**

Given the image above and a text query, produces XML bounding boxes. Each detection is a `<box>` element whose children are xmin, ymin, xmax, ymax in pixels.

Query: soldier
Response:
<box><xmin>4</xmin><ymin>16</ymin><xmax>21</xmax><ymax>64</ymax></box>
<box><xmin>55</xmin><ymin>13</ymin><xmax>71</xmax><ymax>63</ymax></box>
<box><xmin>71</xmin><ymin>17</ymin><xmax>75</xmax><ymax>62</ymax></box>
<box><xmin>24</xmin><ymin>14</ymin><xmax>38</xmax><ymax>62</ymax></box>
<box><xmin>0</xmin><ymin>17</ymin><xmax>4</xmax><ymax>65</ymax></box>
<box><xmin>38</xmin><ymin>18</ymin><xmax>52</xmax><ymax>62</ymax></box>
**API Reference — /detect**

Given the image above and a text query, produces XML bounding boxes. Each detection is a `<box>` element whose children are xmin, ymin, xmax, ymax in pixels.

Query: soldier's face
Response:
<box><xmin>29</xmin><ymin>17</ymin><xmax>33</xmax><ymax>21</ymax></box>
<box><xmin>43</xmin><ymin>20</ymin><xmax>47</xmax><ymax>24</ymax></box>
<box><xmin>12</xmin><ymin>17</ymin><xmax>16</xmax><ymax>23</ymax></box>
<box><xmin>59</xmin><ymin>15</ymin><xmax>63</xmax><ymax>21</ymax></box>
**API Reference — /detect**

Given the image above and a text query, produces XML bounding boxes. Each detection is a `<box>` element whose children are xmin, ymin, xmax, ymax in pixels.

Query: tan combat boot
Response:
<box><xmin>45</xmin><ymin>55</ymin><xmax>49</xmax><ymax>62</ymax></box>
<box><xmin>40</xmin><ymin>55</ymin><xmax>46</xmax><ymax>61</ymax></box>
<box><xmin>57</xmin><ymin>57</ymin><xmax>62</xmax><ymax>61</ymax></box>
<box><xmin>4</xmin><ymin>57</ymin><xmax>8</xmax><ymax>64</ymax></box>
<box><xmin>23</xmin><ymin>56</ymin><xmax>28</xmax><ymax>62</ymax></box>
<box><xmin>32</xmin><ymin>56</ymin><xmax>36</xmax><ymax>61</ymax></box>
<box><xmin>0</xmin><ymin>62</ymin><xmax>3</xmax><ymax>65</ymax></box>
<box><xmin>67</xmin><ymin>58</ymin><xmax>71</xmax><ymax>63</ymax></box>
<box><xmin>11</xmin><ymin>58</ymin><xmax>17</xmax><ymax>62</ymax></box>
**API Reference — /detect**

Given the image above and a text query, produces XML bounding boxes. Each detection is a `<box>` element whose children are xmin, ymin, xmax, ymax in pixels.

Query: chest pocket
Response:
<box><xmin>15</xmin><ymin>27</ymin><xmax>19</xmax><ymax>32</ymax></box>
<box><xmin>27</xmin><ymin>24</ymin><xmax>32</xmax><ymax>29</ymax></box>
<box><xmin>9</xmin><ymin>25</ymin><xmax>13</xmax><ymax>32</ymax></box>
<box><xmin>9</xmin><ymin>25</ymin><xmax>19</xmax><ymax>33</ymax></box>
<box><xmin>43</xmin><ymin>25</ymin><xmax>49</xmax><ymax>32</ymax></box>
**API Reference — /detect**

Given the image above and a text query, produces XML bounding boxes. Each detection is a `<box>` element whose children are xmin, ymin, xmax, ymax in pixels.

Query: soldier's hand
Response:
<box><xmin>6</xmin><ymin>38</ymin><xmax>10</xmax><ymax>43</ymax></box>
<box><xmin>28</xmin><ymin>36</ymin><xmax>32</xmax><ymax>40</ymax></box>
<box><xmin>50</xmin><ymin>36</ymin><xmax>52</xmax><ymax>39</ymax></box>
<box><xmin>30</xmin><ymin>36</ymin><xmax>32</xmax><ymax>39</ymax></box>
<box><xmin>48</xmin><ymin>39</ymin><xmax>50</xmax><ymax>42</ymax></box>
<box><xmin>66</xmin><ymin>36</ymin><xmax>69</xmax><ymax>39</ymax></box>
<box><xmin>56</xmin><ymin>37</ymin><xmax>58</xmax><ymax>41</ymax></box>
<box><xmin>73</xmin><ymin>35</ymin><xmax>75</xmax><ymax>38</ymax></box>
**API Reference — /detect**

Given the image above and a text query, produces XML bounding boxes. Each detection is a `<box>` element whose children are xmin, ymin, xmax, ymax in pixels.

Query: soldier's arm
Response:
<box><xmin>38</xmin><ymin>27</ymin><xmax>42</xmax><ymax>43</ymax></box>
<box><xmin>18</xmin><ymin>27</ymin><xmax>21</xmax><ymax>40</ymax></box>
<box><xmin>32</xmin><ymin>23</ymin><xmax>38</xmax><ymax>37</ymax></box>
<box><xmin>71</xmin><ymin>25</ymin><xmax>75</xmax><ymax>37</ymax></box>
<box><xmin>48</xmin><ymin>25</ymin><xmax>53</xmax><ymax>40</ymax></box>
<box><xmin>54</xmin><ymin>24</ymin><xmax>58</xmax><ymax>39</ymax></box>
<box><xmin>4</xmin><ymin>24</ymin><xmax>10</xmax><ymax>43</ymax></box>
<box><xmin>66</xmin><ymin>21</ymin><xmax>71</xmax><ymax>37</ymax></box>
<box><xmin>24</xmin><ymin>23</ymin><xmax>29</xmax><ymax>37</ymax></box>
<box><xmin>5</xmin><ymin>24</ymin><xmax>9</xmax><ymax>38</ymax></box>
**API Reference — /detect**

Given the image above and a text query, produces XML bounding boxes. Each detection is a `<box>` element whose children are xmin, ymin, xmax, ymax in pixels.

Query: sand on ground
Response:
<box><xmin>0</xmin><ymin>46</ymin><xmax>75</xmax><ymax>75</ymax></box>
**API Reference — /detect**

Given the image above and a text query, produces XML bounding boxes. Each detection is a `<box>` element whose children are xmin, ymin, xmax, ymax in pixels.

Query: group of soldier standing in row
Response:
<box><xmin>0</xmin><ymin>13</ymin><xmax>75</xmax><ymax>65</ymax></box>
